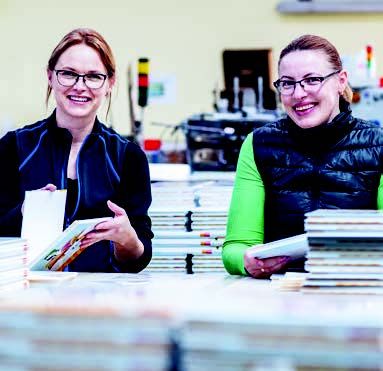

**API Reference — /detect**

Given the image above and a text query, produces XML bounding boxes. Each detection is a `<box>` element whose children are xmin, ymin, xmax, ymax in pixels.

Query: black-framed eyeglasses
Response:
<box><xmin>55</xmin><ymin>69</ymin><xmax>108</xmax><ymax>89</ymax></box>
<box><xmin>273</xmin><ymin>70</ymin><xmax>341</xmax><ymax>95</ymax></box>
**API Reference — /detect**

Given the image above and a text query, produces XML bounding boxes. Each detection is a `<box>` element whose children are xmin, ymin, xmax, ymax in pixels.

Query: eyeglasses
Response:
<box><xmin>54</xmin><ymin>69</ymin><xmax>108</xmax><ymax>89</ymax></box>
<box><xmin>273</xmin><ymin>70</ymin><xmax>341</xmax><ymax>95</ymax></box>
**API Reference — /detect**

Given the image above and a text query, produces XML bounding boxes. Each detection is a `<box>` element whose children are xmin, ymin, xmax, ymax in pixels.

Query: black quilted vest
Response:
<box><xmin>252</xmin><ymin>107</ymin><xmax>383</xmax><ymax>243</ymax></box>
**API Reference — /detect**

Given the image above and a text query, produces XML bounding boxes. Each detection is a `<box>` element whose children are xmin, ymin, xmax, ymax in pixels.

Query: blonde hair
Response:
<box><xmin>279</xmin><ymin>34</ymin><xmax>353</xmax><ymax>104</ymax></box>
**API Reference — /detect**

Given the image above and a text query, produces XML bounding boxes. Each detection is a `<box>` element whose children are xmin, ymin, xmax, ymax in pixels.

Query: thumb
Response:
<box><xmin>107</xmin><ymin>200</ymin><xmax>126</xmax><ymax>217</ymax></box>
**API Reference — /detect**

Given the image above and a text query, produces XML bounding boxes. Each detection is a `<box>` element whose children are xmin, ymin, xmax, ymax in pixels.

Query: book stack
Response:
<box><xmin>190</xmin><ymin>208</ymin><xmax>228</xmax><ymax>232</ymax></box>
<box><xmin>147</xmin><ymin>230</ymin><xmax>225</xmax><ymax>274</ymax></box>
<box><xmin>150</xmin><ymin>181</ymin><xmax>231</xmax><ymax>233</ymax></box>
<box><xmin>303</xmin><ymin>209</ymin><xmax>383</xmax><ymax>294</ymax></box>
<box><xmin>271</xmin><ymin>272</ymin><xmax>308</xmax><ymax>291</ymax></box>
<box><xmin>0</xmin><ymin>286</ymin><xmax>174</xmax><ymax>370</ymax></box>
<box><xmin>192</xmin><ymin>180</ymin><xmax>233</xmax><ymax>209</ymax></box>
<box><xmin>181</xmin><ymin>291</ymin><xmax>383</xmax><ymax>370</ymax></box>
<box><xmin>149</xmin><ymin>180</ymin><xmax>231</xmax><ymax>274</ymax></box>
<box><xmin>150</xmin><ymin>208</ymin><xmax>228</xmax><ymax>235</ymax></box>
<box><xmin>0</xmin><ymin>238</ymin><xmax>28</xmax><ymax>292</ymax></box>
<box><xmin>150</xmin><ymin>209</ymin><xmax>190</xmax><ymax>232</ymax></box>
<box><xmin>191</xmin><ymin>253</ymin><xmax>226</xmax><ymax>274</ymax></box>
<box><xmin>150</xmin><ymin>182</ymin><xmax>194</xmax><ymax>232</ymax></box>
<box><xmin>151</xmin><ymin>181</ymin><xmax>196</xmax><ymax>210</ymax></box>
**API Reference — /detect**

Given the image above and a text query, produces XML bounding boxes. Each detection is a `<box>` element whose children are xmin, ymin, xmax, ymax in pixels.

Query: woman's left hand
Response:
<box><xmin>80</xmin><ymin>200</ymin><xmax>144</xmax><ymax>261</ymax></box>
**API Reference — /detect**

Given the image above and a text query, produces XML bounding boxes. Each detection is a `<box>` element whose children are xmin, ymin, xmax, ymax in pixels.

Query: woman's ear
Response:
<box><xmin>338</xmin><ymin>69</ymin><xmax>348</xmax><ymax>94</ymax></box>
<box><xmin>47</xmin><ymin>69</ymin><xmax>53</xmax><ymax>86</ymax></box>
<box><xmin>106</xmin><ymin>75</ymin><xmax>115</xmax><ymax>96</ymax></box>
<box><xmin>109</xmin><ymin>74</ymin><xmax>116</xmax><ymax>87</ymax></box>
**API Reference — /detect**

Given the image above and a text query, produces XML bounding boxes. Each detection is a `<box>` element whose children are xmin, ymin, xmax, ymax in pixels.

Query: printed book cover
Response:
<box><xmin>30</xmin><ymin>217</ymin><xmax>111</xmax><ymax>271</ymax></box>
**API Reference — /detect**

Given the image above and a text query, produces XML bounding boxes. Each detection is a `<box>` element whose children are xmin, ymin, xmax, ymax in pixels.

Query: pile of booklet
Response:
<box><xmin>191</xmin><ymin>181</ymin><xmax>233</xmax><ymax>209</ymax></box>
<box><xmin>190</xmin><ymin>208</ymin><xmax>228</xmax><ymax>232</ymax></box>
<box><xmin>303</xmin><ymin>209</ymin><xmax>383</xmax><ymax>294</ymax></box>
<box><xmin>147</xmin><ymin>230</ymin><xmax>225</xmax><ymax>274</ymax></box>
<box><xmin>148</xmin><ymin>180</ymin><xmax>231</xmax><ymax>274</ymax></box>
<box><xmin>150</xmin><ymin>208</ymin><xmax>228</xmax><ymax>235</ymax></box>
<box><xmin>151</xmin><ymin>181</ymin><xmax>197</xmax><ymax>210</ymax></box>
<box><xmin>181</xmin><ymin>289</ymin><xmax>383</xmax><ymax>370</ymax></box>
<box><xmin>151</xmin><ymin>180</ymin><xmax>232</xmax><ymax>214</ymax></box>
<box><xmin>149</xmin><ymin>209</ymin><xmax>189</xmax><ymax>232</ymax></box>
<box><xmin>0</xmin><ymin>238</ymin><xmax>28</xmax><ymax>292</ymax></box>
<box><xmin>150</xmin><ymin>181</ymin><xmax>231</xmax><ymax>232</ymax></box>
<box><xmin>0</xmin><ymin>286</ymin><xmax>174</xmax><ymax>370</ymax></box>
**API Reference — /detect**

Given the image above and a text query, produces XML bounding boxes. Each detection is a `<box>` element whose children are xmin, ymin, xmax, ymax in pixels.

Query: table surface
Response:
<box><xmin>1</xmin><ymin>272</ymin><xmax>383</xmax><ymax>371</ymax></box>
<box><xmin>3</xmin><ymin>271</ymin><xmax>381</xmax><ymax>327</ymax></box>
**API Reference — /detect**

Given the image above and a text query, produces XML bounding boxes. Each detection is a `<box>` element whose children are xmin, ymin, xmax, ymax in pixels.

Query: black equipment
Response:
<box><xmin>184</xmin><ymin>112</ymin><xmax>278</xmax><ymax>171</ymax></box>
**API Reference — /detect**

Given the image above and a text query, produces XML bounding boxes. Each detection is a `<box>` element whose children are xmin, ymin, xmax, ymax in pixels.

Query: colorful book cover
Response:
<box><xmin>30</xmin><ymin>217</ymin><xmax>111</xmax><ymax>271</ymax></box>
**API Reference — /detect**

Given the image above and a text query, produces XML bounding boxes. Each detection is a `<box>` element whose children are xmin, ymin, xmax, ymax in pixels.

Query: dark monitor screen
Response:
<box><xmin>222</xmin><ymin>49</ymin><xmax>276</xmax><ymax>110</ymax></box>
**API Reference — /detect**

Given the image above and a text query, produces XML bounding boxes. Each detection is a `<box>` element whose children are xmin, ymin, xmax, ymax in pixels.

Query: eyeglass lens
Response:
<box><xmin>56</xmin><ymin>70</ymin><xmax>106</xmax><ymax>89</ymax></box>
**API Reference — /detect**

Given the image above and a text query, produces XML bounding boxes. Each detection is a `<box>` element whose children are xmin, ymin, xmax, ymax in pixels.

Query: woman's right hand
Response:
<box><xmin>39</xmin><ymin>183</ymin><xmax>57</xmax><ymax>192</ymax></box>
<box><xmin>21</xmin><ymin>183</ymin><xmax>57</xmax><ymax>215</ymax></box>
<box><xmin>244</xmin><ymin>249</ymin><xmax>290</xmax><ymax>278</ymax></box>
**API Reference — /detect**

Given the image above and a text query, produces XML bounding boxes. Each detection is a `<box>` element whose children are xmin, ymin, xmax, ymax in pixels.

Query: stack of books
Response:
<box><xmin>150</xmin><ymin>209</ymin><xmax>189</xmax><ymax>232</ymax></box>
<box><xmin>147</xmin><ymin>230</ymin><xmax>225</xmax><ymax>274</ymax></box>
<box><xmin>181</xmin><ymin>290</ymin><xmax>383</xmax><ymax>370</ymax></box>
<box><xmin>303</xmin><ymin>209</ymin><xmax>383</xmax><ymax>294</ymax></box>
<box><xmin>191</xmin><ymin>180</ymin><xmax>233</xmax><ymax>209</ymax></box>
<box><xmin>0</xmin><ymin>286</ymin><xmax>174</xmax><ymax>370</ymax></box>
<box><xmin>151</xmin><ymin>181</ymin><xmax>196</xmax><ymax>210</ymax></box>
<box><xmin>0</xmin><ymin>238</ymin><xmax>28</xmax><ymax>292</ymax></box>
<box><xmin>150</xmin><ymin>182</ymin><xmax>194</xmax><ymax>232</ymax></box>
<box><xmin>271</xmin><ymin>272</ymin><xmax>308</xmax><ymax>291</ymax></box>
<box><xmin>190</xmin><ymin>207</ymin><xmax>228</xmax><ymax>232</ymax></box>
<box><xmin>150</xmin><ymin>180</ymin><xmax>232</xmax><ymax>225</ymax></box>
<box><xmin>149</xmin><ymin>180</ymin><xmax>231</xmax><ymax>274</ymax></box>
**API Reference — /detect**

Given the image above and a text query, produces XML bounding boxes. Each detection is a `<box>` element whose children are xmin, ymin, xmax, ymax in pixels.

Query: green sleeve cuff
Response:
<box><xmin>378</xmin><ymin>174</ymin><xmax>383</xmax><ymax>210</ymax></box>
<box><xmin>222</xmin><ymin>243</ymin><xmax>249</xmax><ymax>275</ymax></box>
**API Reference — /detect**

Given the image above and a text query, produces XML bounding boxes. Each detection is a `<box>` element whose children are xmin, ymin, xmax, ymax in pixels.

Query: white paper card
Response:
<box><xmin>247</xmin><ymin>234</ymin><xmax>308</xmax><ymax>260</ymax></box>
<box><xmin>21</xmin><ymin>190</ymin><xmax>67</xmax><ymax>264</ymax></box>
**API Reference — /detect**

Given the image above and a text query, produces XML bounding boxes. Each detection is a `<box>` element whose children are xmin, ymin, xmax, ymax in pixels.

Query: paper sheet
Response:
<box><xmin>247</xmin><ymin>234</ymin><xmax>308</xmax><ymax>260</ymax></box>
<box><xmin>21</xmin><ymin>190</ymin><xmax>67</xmax><ymax>264</ymax></box>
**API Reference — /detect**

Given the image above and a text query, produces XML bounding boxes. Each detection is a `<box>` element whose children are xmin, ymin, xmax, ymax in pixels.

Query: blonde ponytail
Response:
<box><xmin>341</xmin><ymin>83</ymin><xmax>353</xmax><ymax>104</ymax></box>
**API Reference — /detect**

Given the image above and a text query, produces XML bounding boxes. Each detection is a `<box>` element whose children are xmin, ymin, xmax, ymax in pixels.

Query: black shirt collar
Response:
<box><xmin>46</xmin><ymin>109</ymin><xmax>103</xmax><ymax>137</ymax></box>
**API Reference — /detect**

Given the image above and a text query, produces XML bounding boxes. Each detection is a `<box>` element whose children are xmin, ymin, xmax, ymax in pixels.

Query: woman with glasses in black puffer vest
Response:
<box><xmin>223</xmin><ymin>34</ymin><xmax>383</xmax><ymax>278</ymax></box>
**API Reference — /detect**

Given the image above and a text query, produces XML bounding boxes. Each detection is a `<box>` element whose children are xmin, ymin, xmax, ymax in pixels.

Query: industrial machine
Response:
<box><xmin>183</xmin><ymin>48</ymin><xmax>280</xmax><ymax>171</ymax></box>
<box><xmin>184</xmin><ymin>111</ymin><xmax>279</xmax><ymax>171</ymax></box>
<box><xmin>351</xmin><ymin>86</ymin><xmax>383</xmax><ymax>126</ymax></box>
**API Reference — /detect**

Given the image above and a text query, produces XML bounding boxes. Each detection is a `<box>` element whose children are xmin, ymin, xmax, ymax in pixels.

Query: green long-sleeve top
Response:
<box><xmin>222</xmin><ymin>133</ymin><xmax>383</xmax><ymax>276</ymax></box>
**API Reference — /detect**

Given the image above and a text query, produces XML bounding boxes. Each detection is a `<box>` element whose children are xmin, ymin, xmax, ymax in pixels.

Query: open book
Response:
<box><xmin>246</xmin><ymin>234</ymin><xmax>308</xmax><ymax>260</ymax></box>
<box><xmin>30</xmin><ymin>217</ymin><xmax>111</xmax><ymax>271</ymax></box>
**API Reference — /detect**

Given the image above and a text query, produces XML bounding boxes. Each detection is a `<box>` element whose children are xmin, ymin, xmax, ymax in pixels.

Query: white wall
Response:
<box><xmin>1</xmin><ymin>0</ymin><xmax>382</xmax><ymax>139</ymax></box>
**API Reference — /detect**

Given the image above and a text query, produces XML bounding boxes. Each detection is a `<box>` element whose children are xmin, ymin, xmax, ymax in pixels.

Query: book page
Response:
<box><xmin>21</xmin><ymin>190</ymin><xmax>67</xmax><ymax>264</ymax></box>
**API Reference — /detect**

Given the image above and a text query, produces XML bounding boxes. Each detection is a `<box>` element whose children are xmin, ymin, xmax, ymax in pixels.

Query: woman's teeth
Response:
<box><xmin>68</xmin><ymin>96</ymin><xmax>90</xmax><ymax>102</ymax></box>
<box><xmin>295</xmin><ymin>104</ymin><xmax>314</xmax><ymax>112</ymax></box>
